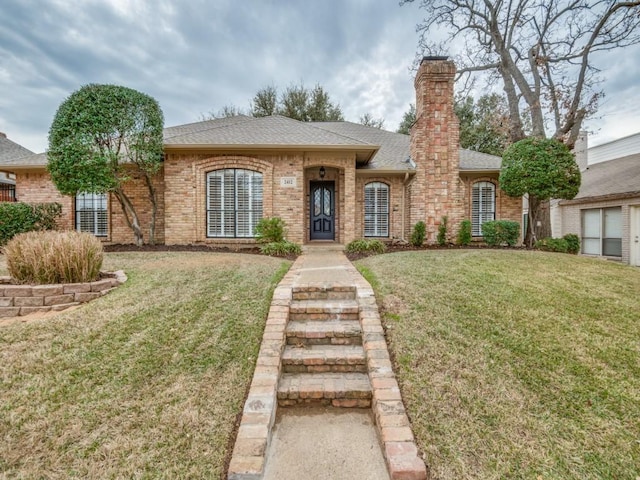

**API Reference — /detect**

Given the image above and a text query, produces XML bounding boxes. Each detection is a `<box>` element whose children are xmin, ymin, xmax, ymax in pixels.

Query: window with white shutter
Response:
<box><xmin>364</xmin><ymin>182</ymin><xmax>389</xmax><ymax>237</ymax></box>
<box><xmin>472</xmin><ymin>181</ymin><xmax>495</xmax><ymax>236</ymax></box>
<box><xmin>206</xmin><ymin>169</ymin><xmax>263</xmax><ymax>238</ymax></box>
<box><xmin>75</xmin><ymin>192</ymin><xmax>108</xmax><ymax>237</ymax></box>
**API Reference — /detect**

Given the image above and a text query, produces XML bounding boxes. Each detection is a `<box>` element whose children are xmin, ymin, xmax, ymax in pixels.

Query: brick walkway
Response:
<box><xmin>228</xmin><ymin>245</ymin><xmax>426</xmax><ymax>480</ymax></box>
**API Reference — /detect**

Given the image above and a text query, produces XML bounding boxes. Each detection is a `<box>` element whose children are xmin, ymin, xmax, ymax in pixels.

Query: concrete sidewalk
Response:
<box><xmin>263</xmin><ymin>244</ymin><xmax>390</xmax><ymax>480</ymax></box>
<box><xmin>227</xmin><ymin>244</ymin><xmax>426</xmax><ymax>480</ymax></box>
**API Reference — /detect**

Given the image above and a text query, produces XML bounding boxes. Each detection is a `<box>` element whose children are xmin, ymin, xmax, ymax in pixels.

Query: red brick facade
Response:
<box><xmin>10</xmin><ymin>58</ymin><xmax>521</xmax><ymax>246</ymax></box>
<box><xmin>410</xmin><ymin>58</ymin><xmax>465</xmax><ymax>243</ymax></box>
<box><xmin>16</xmin><ymin>167</ymin><xmax>165</xmax><ymax>245</ymax></box>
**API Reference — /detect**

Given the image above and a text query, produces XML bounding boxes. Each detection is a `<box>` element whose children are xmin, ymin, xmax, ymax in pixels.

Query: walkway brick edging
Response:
<box><xmin>227</xmin><ymin>266</ymin><xmax>296</xmax><ymax>480</ymax></box>
<box><xmin>0</xmin><ymin>271</ymin><xmax>127</xmax><ymax>318</ymax></box>
<box><xmin>346</xmin><ymin>261</ymin><xmax>428</xmax><ymax>480</ymax></box>
<box><xmin>228</xmin><ymin>253</ymin><xmax>427</xmax><ymax>480</ymax></box>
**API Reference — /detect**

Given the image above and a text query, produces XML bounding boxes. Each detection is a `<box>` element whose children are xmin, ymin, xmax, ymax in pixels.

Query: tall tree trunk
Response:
<box><xmin>113</xmin><ymin>189</ymin><xmax>144</xmax><ymax>246</ymax></box>
<box><xmin>526</xmin><ymin>195</ymin><xmax>551</xmax><ymax>248</ymax></box>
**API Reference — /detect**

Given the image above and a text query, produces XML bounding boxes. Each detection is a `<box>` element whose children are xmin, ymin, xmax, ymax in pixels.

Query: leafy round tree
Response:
<box><xmin>500</xmin><ymin>137</ymin><xmax>580</xmax><ymax>247</ymax></box>
<box><xmin>48</xmin><ymin>84</ymin><xmax>164</xmax><ymax>246</ymax></box>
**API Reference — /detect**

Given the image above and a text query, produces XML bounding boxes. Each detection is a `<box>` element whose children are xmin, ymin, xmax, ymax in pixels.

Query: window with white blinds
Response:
<box><xmin>364</xmin><ymin>182</ymin><xmax>389</xmax><ymax>237</ymax></box>
<box><xmin>581</xmin><ymin>207</ymin><xmax>622</xmax><ymax>257</ymax></box>
<box><xmin>472</xmin><ymin>181</ymin><xmax>495</xmax><ymax>236</ymax></box>
<box><xmin>75</xmin><ymin>192</ymin><xmax>108</xmax><ymax>237</ymax></box>
<box><xmin>206</xmin><ymin>169</ymin><xmax>263</xmax><ymax>238</ymax></box>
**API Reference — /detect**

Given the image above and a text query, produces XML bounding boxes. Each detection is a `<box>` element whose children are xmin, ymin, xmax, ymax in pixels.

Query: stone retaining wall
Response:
<box><xmin>0</xmin><ymin>271</ymin><xmax>127</xmax><ymax>318</ymax></box>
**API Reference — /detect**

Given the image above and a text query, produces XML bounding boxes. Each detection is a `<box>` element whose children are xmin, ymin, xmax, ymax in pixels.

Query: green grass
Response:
<box><xmin>0</xmin><ymin>252</ymin><xmax>290</xmax><ymax>479</ymax></box>
<box><xmin>356</xmin><ymin>250</ymin><xmax>640</xmax><ymax>480</ymax></box>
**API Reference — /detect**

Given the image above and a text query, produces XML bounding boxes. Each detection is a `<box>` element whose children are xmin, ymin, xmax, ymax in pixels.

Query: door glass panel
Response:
<box><xmin>323</xmin><ymin>188</ymin><xmax>331</xmax><ymax>215</ymax></box>
<box><xmin>314</xmin><ymin>189</ymin><xmax>321</xmax><ymax>216</ymax></box>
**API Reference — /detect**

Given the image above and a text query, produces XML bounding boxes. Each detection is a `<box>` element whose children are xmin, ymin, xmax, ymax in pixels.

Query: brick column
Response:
<box><xmin>410</xmin><ymin>57</ymin><xmax>464</xmax><ymax>243</ymax></box>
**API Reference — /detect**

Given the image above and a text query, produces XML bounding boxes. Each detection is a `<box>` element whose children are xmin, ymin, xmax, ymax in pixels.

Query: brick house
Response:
<box><xmin>555</xmin><ymin>132</ymin><xmax>640</xmax><ymax>266</ymax></box>
<box><xmin>0</xmin><ymin>58</ymin><xmax>522</xmax><ymax>245</ymax></box>
<box><xmin>0</xmin><ymin>133</ymin><xmax>31</xmax><ymax>202</ymax></box>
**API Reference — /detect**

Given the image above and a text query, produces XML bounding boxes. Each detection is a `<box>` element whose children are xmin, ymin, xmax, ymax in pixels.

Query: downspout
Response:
<box><xmin>402</xmin><ymin>172</ymin><xmax>411</xmax><ymax>241</ymax></box>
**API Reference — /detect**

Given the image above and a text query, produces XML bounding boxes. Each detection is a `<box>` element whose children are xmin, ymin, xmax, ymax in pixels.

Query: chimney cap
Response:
<box><xmin>421</xmin><ymin>56</ymin><xmax>449</xmax><ymax>64</ymax></box>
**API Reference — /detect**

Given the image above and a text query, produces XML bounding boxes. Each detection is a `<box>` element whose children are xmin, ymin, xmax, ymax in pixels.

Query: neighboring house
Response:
<box><xmin>558</xmin><ymin>132</ymin><xmax>640</xmax><ymax>266</ymax></box>
<box><xmin>0</xmin><ymin>132</ymin><xmax>33</xmax><ymax>202</ymax></box>
<box><xmin>0</xmin><ymin>58</ymin><xmax>522</xmax><ymax>245</ymax></box>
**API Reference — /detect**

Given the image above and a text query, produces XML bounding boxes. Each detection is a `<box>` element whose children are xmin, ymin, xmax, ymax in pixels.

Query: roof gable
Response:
<box><xmin>0</xmin><ymin>135</ymin><xmax>35</xmax><ymax>166</ymax></box>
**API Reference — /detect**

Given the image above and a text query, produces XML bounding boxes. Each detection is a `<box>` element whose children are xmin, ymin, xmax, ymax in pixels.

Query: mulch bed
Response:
<box><xmin>102</xmin><ymin>242</ymin><xmax>525</xmax><ymax>262</ymax></box>
<box><xmin>103</xmin><ymin>243</ymin><xmax>263</xmax><ymax>254</ymax></box>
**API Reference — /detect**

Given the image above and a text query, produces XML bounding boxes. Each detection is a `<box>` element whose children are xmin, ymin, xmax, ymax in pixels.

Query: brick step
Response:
<box><xmin>289</xmin><ymin>299</ymin><xmax>359</xmax><ymax>321</ymax></box>
<box><xmin>286</xmin><ymin>320</ymin><xmax>362</xmax><ymax>345</ymax></box>
<box><xmin>277</xmin><ymin>372</ymin><xmax>372</xmax><ymax>408</ymax></box>
<box><xmin>282</xmin><ymin>344</ymin><xmax>366</xmax><ymax>373</ymax></box>
<box><xmin>292</xmin><ymin>285</ymin><xmax>356</xmax><ymax>301</ymax></box>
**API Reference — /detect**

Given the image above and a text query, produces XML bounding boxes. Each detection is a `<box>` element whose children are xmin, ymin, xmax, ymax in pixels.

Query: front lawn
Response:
<box><xmin>357</xmin><ymin>250</ymin><xmax>640</xmax><ymax>480</ymax></box>
<box><xmin>0</xmin><ymin>252</ymin><xmax>289</xmax><ymax>478</ymax></box>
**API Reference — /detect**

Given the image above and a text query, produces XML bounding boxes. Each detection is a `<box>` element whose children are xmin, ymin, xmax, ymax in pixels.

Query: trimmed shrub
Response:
<box><xmin>254</xmin><ymin>217</ymin><xmax>286</xmax><ymax>243</ymax></box>
<box><xmin>259</xmin><ymin>240</ymin><xmax>302</xmax><ymax>257</ymax></box>
<box><xmin>4</xmin><ymin>231</ymin><xmax>103</xmax><ymax>284</ymax></box>
<box><xmin>535</xmin><ymin>237</ymin><xmax>569</xmax><ymax>253</ymax></box>
<box><xmin>437</xmin><ymin>216</ymin><xmax>448</xmax><ymax>246</ymax></box>
<box><xmin>345</xmin><ymin>239</ymin><xmax>386</xmax><ymax>255</ymax></box>
<box><xmin>457</xmin><ymin>219</ymin><xmax>472</xmax><ymax>246</ymax></box>
<box><xmin>410</xmin><ymin>221</ymin><xmax>426</xmax><ymax>247</ymax></box>
<box><xmin>481</xmin><ymin>220</ymin><xmax>520</xmax><ymax>247</ymax></box>
<box><xmin>0</xmin><ymin>202</ymin><xmax>62</xmax><ymax>245</ymax></box>
<box><xmin>563</xmin><ymin>233</ymin><xmax>580</xmax><ymax>254</ymax></box>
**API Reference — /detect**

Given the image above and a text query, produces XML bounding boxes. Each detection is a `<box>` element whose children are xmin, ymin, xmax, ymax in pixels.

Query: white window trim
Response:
<box><xmin>75</xmin><ymin>192</ymin><xmax>108</xmax><ymax>237</ymax></box>
<box><xmin>206</xmin><ymin>169</ymin><xmax>263</xmax><ymax>238</ymax></box>
<box><xmin>581</xmin><ymin>207</ymin><xmax>622</xmax><ymax>257</ymax></box>
<box><xmin>364</xmin><ymin>182</ymin><xmax>390</xmax><ymax>238</ymax></box>
<box><xmin>472</xmin><ymin>181</ymin><xmax>496</xmax><ymax>236</ymax></box>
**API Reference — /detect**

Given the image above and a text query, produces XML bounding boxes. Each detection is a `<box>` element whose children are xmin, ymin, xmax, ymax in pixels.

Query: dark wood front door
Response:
<box><xmin>310</xmin><ymin>181</ymin><xmax>335</xmax><ymax>240</ymax></box>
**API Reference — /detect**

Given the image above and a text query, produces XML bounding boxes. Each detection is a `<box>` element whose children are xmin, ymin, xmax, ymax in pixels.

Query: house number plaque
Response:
<box><xmin>280</xmin><ymin>177</ymin><xmax>297</xmax><ymax>188</ymax></box>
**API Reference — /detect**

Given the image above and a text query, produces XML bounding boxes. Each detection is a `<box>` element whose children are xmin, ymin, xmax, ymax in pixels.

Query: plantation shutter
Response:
<box><xmin>207</xmin><ymin>169</ymin><xmax>263</xmax><ymax>238</ymax></box>
<box><xmin>364</xmin><ymin>182</ymin><xmax>389</xmax><ymax>237</ymax></box>
<box><xmin>472</xmin><ymin>182</ymin><xmax>495</xmax><ymax>236</ymax></box>
<box><xmin>75</xmin><ymin>192</ymin><xmax>108</xmax><ymax>237</ymax></box>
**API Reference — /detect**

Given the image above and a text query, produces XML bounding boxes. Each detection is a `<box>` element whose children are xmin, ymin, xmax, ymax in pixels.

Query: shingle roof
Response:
<box><xmin>164</xmin><ymin>115</ymin><xmax>375</xmax><ymax>149</ymax></box>
<box><xmin>0</xmin><ymin>116</ymin><xmax>504</xmax><ymax>173</ymax></box>
<box><xmin>0</xmin><ymin>135</ymin><xmax>35</xmax><ymax>167</ymax></box>
<box><xmin>459</xmin><ymin>149</ymin><xmax>502</xmax><ymax>171</ymax></box>
<box><xmin>571</xmin><ymin>153</ymin><xmax>640</xmax><ymax>200</ymax></box>
<box><xmin>312</xmin><ymin>122</ymin><xmax>412</xmax><ymax>171</ymax></box>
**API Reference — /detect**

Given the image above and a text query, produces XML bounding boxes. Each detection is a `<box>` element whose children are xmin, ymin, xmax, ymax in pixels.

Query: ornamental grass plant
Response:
<box><xmin>4</xmin><ymin>230</ymin><xmax>103</xmax><ymax>284</ymax></box>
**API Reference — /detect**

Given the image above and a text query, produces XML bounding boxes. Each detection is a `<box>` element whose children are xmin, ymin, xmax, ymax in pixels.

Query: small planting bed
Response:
<box><xmin>0</xmin><ymin>271</ymin><xmax>126</xmax><ymax>317</ymax></box>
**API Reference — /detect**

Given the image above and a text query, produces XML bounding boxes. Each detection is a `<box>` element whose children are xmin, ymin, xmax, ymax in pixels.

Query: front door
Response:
<box><xmin>310</xmin><ymin>181</ymin><xmax>335</xmax><ymax>240</ymax></box>
<box><xmin>631</xmin><ymin>206</ymin><xmax>640</xmax><ymax>267</ymax></box>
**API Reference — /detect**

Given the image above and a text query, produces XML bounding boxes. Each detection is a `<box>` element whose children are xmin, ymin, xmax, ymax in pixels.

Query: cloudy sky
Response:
<box><xmin>1</xmin><ymin>0</ymin><xmax>639</xmax><ymax>153</ymax></box>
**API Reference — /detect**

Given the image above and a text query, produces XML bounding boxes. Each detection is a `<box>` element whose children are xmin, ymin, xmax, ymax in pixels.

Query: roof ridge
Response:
<box><xmin>256</xmin><ymin>115</ymin><xmax>375</xmax><ymax>146</ymax></box>
<box><xmin>307</xmin><ymin>122</ymin><xmax>378</xmax><ymax>146</ymax></box>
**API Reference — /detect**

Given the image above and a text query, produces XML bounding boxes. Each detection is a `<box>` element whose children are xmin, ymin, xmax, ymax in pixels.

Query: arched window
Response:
<box><xmin>472</xmin><ymin>181</ymin><xmax>495</xmax><ymax>236</ymax></box>
<box><xmin>76</xmin><ymin>192</ymin><xmax>108</xmax><ymax>237</ymax></box>
<box><xmin>364</xmin><ymin>182</ymin><xmax>389</xmax><ymax>237</ymax></box>
<box><xmin>206</xmin><ymin>169</ymin><xmax>263</xmax><ymax>238</ymax></box>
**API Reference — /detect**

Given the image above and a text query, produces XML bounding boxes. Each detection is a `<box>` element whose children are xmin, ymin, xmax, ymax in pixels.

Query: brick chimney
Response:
<box><xmin>574</xmin><ymin>130</ymin><xmax>588</xmax><ymax>171</ymax></box>
<box><xmin>0</xmin><ymin>132</ymin><xmax>6</xmax><ymax>138</ymax></box>
<box><xmin>409</xmin><ymin>56</ymin><xmax>463</xmax><ymax>242</ymax></box>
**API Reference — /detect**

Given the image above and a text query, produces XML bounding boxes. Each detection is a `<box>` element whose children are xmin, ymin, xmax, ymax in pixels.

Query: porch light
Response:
<box><xmin>319</xmin><ymin>166</ymin><xmax>326</xmax><ymax>179</ymax></box>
